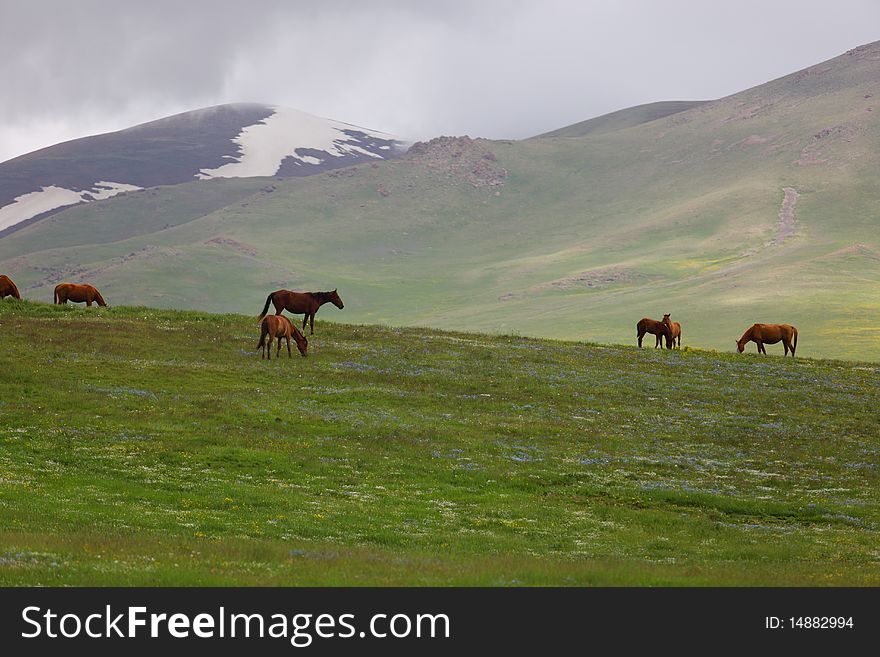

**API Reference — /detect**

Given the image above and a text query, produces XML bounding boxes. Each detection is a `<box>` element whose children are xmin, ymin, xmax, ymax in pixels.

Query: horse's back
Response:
<box><xmin>265</xmin><ymin>314</ymin><xmax>293</xmax><ymax>336</ymax></box>
<box><xmin>754</xmin><ymin>323</ymin><xmax>794</xmax><ymax>342</ymax></box>
<box><xmin>65</xmin><ymin>283</ymin><xmax>92</xmax><ymax>302</ymax></box>
<box><xmin>274</xmin><ymin>290</ymin><xmax>313</xmax><ymax>313</ymax></box>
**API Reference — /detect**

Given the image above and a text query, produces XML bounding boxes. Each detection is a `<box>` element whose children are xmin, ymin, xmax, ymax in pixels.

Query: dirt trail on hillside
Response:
<box><xmin>772</xmin><ymin>187</ymin><xmax>799</xmax><ymax>245</ymax></box>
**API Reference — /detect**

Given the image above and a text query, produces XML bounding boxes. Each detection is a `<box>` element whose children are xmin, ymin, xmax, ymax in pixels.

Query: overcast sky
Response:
<box><xmin>1</xmin><ymin>0</ymin><xmax>878</xmax><ymax>162</ymax></box>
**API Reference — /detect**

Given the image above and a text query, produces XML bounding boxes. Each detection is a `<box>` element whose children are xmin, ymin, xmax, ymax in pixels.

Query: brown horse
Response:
<box><xmin>257</xmin><ymin>314</ymin><xmax>308</xmax><ymax>359</ymax></box>
<box><xmin>54</xmin><ymin>283</ymin><xmax>108</xmax><ymax>307</ymax></box>
<box><xmin>736</xmin><ymin>323</ymin><xmax>798</xmax><ymax>357</ymax></box>
<box><xmin>0</xmin><ymin>274</ymin><xmax>21</xmax><ymax>300</ymax></box>
<box><xmin>662</xmin><ymin>314</ymin><xmax>682</xmax><ymax>349</ymax></box>
<box><xmin>258</xmin><ymin>289</ymin><xmax>344</xmax><ymax>335</ymax></box>
<box><xmin>637</xmin><ymin>315</ymin><xmax>672</xmax><ymax>348</ymax></box>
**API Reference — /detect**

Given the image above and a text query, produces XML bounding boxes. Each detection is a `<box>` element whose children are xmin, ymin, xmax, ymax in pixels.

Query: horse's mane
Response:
<box><xmin>737</xmin><ymin>325</ymin><xmax>754</xmax><ymax>344</ymax></box>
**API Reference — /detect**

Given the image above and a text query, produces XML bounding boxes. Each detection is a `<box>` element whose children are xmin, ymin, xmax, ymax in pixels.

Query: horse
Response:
<box><xmin>0</xmin><ymin>275</ymin><xmax>21</xmax><ymax>300</ymax></box>
<box><xmin>257</xmin><ymin>289</ymin><xmax>344</xmax><ymax>335</ymax></box>
<box><xmin>662</xmin><ymin>314</ymin><xmax>682</xmax><ymax>349</ymax></box>
<box><xmin>257</xmin><ymin>314</ymin><xmax>308</xmax><ymax>359</ymax></box>
<box><xmin>637</xmin><ymin>315</ymin><xmax>672</xmax><ymax>348</ymax></box>
<box><xmin>736</xmin><ymin>323</ymin><xmax>798</xmax><ymax>357</ymax></box>
<box><xmin>54</xmin><ymin>283</ymin><xmax>108</xmax><ymax>307</ymax></box>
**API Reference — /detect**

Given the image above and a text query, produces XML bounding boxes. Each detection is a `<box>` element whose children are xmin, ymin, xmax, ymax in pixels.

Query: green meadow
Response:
<box><xmin>0</xmin><ymin>301</ymin><xmax>877</xmax><ymax>585</ymax></box>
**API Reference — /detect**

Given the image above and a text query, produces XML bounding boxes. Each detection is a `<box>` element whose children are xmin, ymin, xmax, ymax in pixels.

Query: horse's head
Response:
<box><xmin>735</xmin><ymin>339</ymin><xmax>745</xmax><ymax>353</ymax></box>
<box><xmin>329</xmin><ymin>288</ymin><xmax>344</xmax><ymax>309</ymax></box>
<box><xmin>293</xmin><ymin>328</ymin><xmax>309</xmax><ymax>357</ymax></box>
<box><xmin>662</xmin><ymin>313</ymin><xmax>671</xmax><ymax>325</ymax></box>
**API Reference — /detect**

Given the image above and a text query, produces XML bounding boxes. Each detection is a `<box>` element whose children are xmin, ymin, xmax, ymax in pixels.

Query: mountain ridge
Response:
<box><xmin>0</xmin><ymin>103</ymin><xmax>406</xmax><ymax>235</ymax></box>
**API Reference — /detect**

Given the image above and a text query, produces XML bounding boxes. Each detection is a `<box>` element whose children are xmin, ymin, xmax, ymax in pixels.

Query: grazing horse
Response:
<box><xmin>257</xmin><ymin>289</ymin><xmax>344</xmax><ymax>335</ymax></box>
<box><xmin>637</xmin><ymin>315</ymin><xmax>671</xmax><ymax>348</ymax></box>
<box><xmin>0</xmin><ymin>274</ymin><xmax>21</xmax><ymax>300</ymax></box>
<box><xmin>662</xmin><ymin>314</ymin><xmax>682</xmax><ymax>349</ymax></box>
<box><xmin>736</xmin><ymin>323</ymin><xmax>798</xmax><ymax>357</ymax></box>
<box><xmin>257</xmin><ymin>314</ymin><xmax>308</xmax><ymax>359</ymax></box>
<box><xmin>54</xmin><ymin>283</ymin><xmax>108</xmax><ymax>307</ymax></box>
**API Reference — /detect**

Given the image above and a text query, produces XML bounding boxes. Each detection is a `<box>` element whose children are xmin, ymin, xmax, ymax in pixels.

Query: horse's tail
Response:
<box><xmin>53</xmin><ymin>285</ymin><xmax>59</xmax><ymax>305</ymax></box>
<box><xmin>257</xmin><ymin>292</ymin><xmax>274</xmax><ymax>320</ymax></box>
<box><xmin>792</xmin><ymin>326</ymin><xmax>798</xmax><ymax>356</ymax></box>
<box><xmin>256</xmin><ymin>318</ymin><xmax>268</xmax><ymax>349</ymax></box>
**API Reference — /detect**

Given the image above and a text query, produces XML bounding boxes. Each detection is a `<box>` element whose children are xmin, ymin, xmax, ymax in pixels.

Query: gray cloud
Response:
<box><xmin>2</xmin><ymin>0</ymin><xmax>879</xmax><ymax>161</ymax></box>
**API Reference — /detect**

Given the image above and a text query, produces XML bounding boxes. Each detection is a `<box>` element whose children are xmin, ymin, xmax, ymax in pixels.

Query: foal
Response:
<box><xmin>257</xmin><ymin>315</ymin><xmax>308</xmax><ymax>359</ymax></box>
<box><xmin>662</xmin><ymin>314</ymin><xmax>682</xmax><ymax>349</ymax></box>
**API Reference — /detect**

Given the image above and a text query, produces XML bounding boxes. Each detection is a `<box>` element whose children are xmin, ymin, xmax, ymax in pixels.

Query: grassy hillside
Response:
<box><xmin>1</xmin><ymin>43</ymin><xmax>880</xmax><ymax>360</ymax></box>
<box><xmin>533</xmin><ymin>100</ymin><xmax>708</xmax><ymax>138</ymax></box>
<box><xmin>0</xmin><ymin>300</ymin><xmax>878</xmax><ymax>585</ymax></box>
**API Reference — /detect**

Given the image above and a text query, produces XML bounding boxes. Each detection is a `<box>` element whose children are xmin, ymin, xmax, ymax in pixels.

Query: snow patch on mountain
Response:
<box><xmin>0</xmin><ymin>181</ymin><xmax>141</xmax><ymax>232</ymax></box>
<box><xmin>85</xmin><ymin>181</ymin><xmax>143</xmax><ymax>201</ymax></box>
<box><xmin>197</xmin><ymin>106</ymin><xmax>397</xmax><ymax>179</ymax></box>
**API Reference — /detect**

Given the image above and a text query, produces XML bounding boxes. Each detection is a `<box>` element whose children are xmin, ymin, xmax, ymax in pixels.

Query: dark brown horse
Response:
<box><xmin>54</xmin><ymin>283</ymin><xmax>108</xmax><ymax>307</ymax></box>
<box><xmin>258</xmin><ymin>289</ymin><xmax>344</xmax><ymax>335</ymax></box>
<box><xmin>0</xmin><ymin>274</ymin><xmax>21</xmax><ymax>300</ymax></box>
<box><xmin>637</xmin><ymin>314</ymin><xmax>672</xmax><ymax>348</ymax></box>
<box><xmin>736</xmin><ymin>323</ymin><xmax>798</xmax><ymax>357</ymax></box>
<box><xmin>257</xmin><ymin>315</ymin><xmax>308</xmax><ymax>359</ymax></box>
<box><xmin>662</xmin><ymin>314</ymin><xmax>682</xmax><ymax>349</ymax></box>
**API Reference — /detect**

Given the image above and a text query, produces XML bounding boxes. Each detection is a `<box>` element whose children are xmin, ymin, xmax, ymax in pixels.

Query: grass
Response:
<box><xmin>0</xmin><ymin>300</ymin><xmax>878</xmax><ymax>585</ymax></box>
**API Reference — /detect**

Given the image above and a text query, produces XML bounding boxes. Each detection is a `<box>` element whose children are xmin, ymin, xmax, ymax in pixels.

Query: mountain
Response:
<box><xmin>0</xmin><ymin>103</ymin><xmax>406</xmax><ymax>234</ymax></box>
<box><xmin>2</xmin><ymin>42</ymin><xmax>880</xmax><ymax>360</ymax></box>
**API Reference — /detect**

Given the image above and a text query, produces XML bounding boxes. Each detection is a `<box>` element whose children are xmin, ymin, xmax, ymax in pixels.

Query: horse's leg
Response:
<box><xmin>310</xmin><ymin>313</ymin><xmax>315</xmax><ymax>335</ymax></box>
<box><xmin>757</xmin><ymin>341</ymin><xmax>765</xmax><ymax>355</ymax></box>
<box><xmin>276</xmin><ymin>336</ymin><xmax>282</xmax><ymax>358</ymax></box>
<box><xmin>87</xmin><ymin>300</ymin><xmax>92</xmax><ymax>307</ymax></box>
<box><xmin>638</xmin><ymin>331</ymin><xmax>643</xmax><ymax>348</ymax></box>
<box><xmin>286</xmin><ymin>336</ymin><xmax>292</xmax><ymax>358</ymax></box>
<box><xmin>302</xmin><ymin>315</ymin><xmax>308</xmax><ymax>333</ymax></box>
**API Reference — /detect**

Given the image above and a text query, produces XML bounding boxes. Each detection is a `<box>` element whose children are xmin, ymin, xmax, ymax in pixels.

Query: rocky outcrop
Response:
<box><xmin>404</xmin><ymin>136</ymin><xmax>508</xmax><ymax>188</ymax></box>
